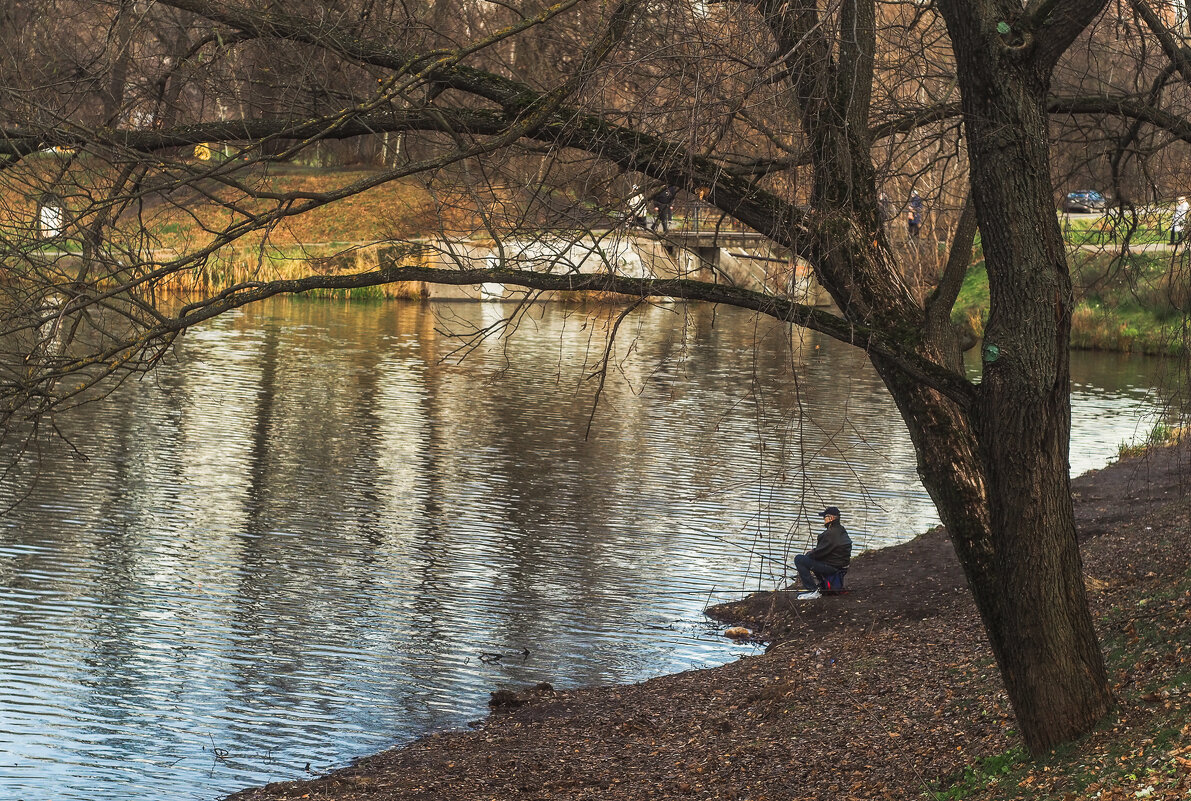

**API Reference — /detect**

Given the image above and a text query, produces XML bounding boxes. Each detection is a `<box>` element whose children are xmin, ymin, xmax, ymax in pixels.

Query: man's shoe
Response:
<box><xmin>797</xmin><ymin>590</ymin><xmax>821</xmax><ymax>600</ymax></box>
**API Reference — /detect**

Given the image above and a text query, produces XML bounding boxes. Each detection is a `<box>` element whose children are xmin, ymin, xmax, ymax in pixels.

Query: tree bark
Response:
<box><xmin>930</xmin><ymin>1</ymin><xmax>1112</xmax><ymax>753</ymax></box>
<box><xmin>782</xmin><ymin>0</ymin><xmax>1113</xmax><ymax>753</ymax></box>
<box><xmin>880</xmin><ymin>357</ymin><xmax>1110</xmax><ymax>754</ymax></box>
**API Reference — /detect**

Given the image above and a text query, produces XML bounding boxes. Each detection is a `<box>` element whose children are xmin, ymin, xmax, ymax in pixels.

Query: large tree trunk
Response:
<box><xmin>962</xmin><ymin>109</ymin><xmax>1111</xmax><ymax>754</ymax></box>
<box><xmin>921</xmin><ymin>4</ymin><xmax>1112</xmax><ymax>753</ymax></box>
<box><xmin>792</xmin><ymin>0</ymin><xmax>1113</xmax><ymax>754</ymax></box>
<box><xmin>877</xmin><ymin>360</ymin><xmax>1110</xmax><ymax>755</ymax></box>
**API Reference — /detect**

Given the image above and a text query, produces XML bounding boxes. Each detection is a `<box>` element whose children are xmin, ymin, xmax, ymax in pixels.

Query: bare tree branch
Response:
<box><xmin>118</xmin><ymin>263</ymin><xmax>977</xmax><ymax>410</ymax></box>
<box><xmin>925</xmin><ymin>192</ymin><xmax>977</xmax><ymax>341</ymax></box>
<box><xmin>1128</xmin><ymin>0</ymin><xmax>1191</xmax><ymax>86</ymax></box>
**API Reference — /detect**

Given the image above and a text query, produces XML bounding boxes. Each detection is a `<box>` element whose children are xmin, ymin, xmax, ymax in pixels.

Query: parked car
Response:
<box><xmin>1062</xmin><ymin>190</ymin><xmax>1107</xmax><ymax>213</ymax></box>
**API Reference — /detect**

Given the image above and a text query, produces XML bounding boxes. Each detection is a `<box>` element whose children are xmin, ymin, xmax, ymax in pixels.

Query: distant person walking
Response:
<box><xmin>1172</xmin><ymin>196</ymin><xmax>1189</xmax><ymax>244</ymax></box>
<box><xmin>651</xmin><ymin>185</ymin><xmax>678</xmax><ymax>233</ymax></box>
<box><xmin>878</xmin><ymin>192</ymin><xmax>893</xmax><ymax>231</ymax></box>
<box><xmin>907</xmin><ymin>190</ymin><xmax>924</xmax><ymax>240</ymax></box>
<box><xmin>627</xmin><ymin>185</ymin><xmax>648</xmax><ymax>229</ymax></box>
<box><xmin>693</xmin><ymin>186</ymin><xmax>711</xmax><ymax>231</ymax></box>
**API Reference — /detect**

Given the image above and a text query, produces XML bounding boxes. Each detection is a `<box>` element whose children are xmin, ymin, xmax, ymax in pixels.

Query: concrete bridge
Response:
<box><xmin>359</xmin><ymin>228</ymin><xmax>823</xmax><ymax>304</ymax></box>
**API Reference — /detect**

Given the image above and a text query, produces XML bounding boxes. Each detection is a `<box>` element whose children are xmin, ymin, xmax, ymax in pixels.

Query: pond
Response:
<box><xmin>0</xmin><ymin>299</ymin><xmax>1179</xmax><ymax>800</ymax></box>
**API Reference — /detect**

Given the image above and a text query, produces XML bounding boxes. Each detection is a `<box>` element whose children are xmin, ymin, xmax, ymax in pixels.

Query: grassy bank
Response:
<box><xmin>1059</xmin><ymin>209</ymin><xmax>1172</xmax><ymax>247</ymax></box>
<box><xmin>953</xmin><ymin>252</ymin><xmax>1189</xmax><ymax>355</ymax></box>
<box><xmin>2</xmin><ymin>162</ymin><xmax>457</xmax><ymax>298</ymax></box>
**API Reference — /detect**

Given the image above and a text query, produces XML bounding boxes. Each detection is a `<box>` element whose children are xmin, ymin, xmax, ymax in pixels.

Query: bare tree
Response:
<box><xmin>2</xmin><ymin>0</ymin><xmax>1189</xmax><ymax>753</ymax></box>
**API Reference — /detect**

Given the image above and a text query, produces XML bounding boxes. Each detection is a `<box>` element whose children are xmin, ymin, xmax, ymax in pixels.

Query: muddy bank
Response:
<box><xmin>226</xmin><ymin>443</ymin><xmax>1189</xmax><ymax>801</ymax></box>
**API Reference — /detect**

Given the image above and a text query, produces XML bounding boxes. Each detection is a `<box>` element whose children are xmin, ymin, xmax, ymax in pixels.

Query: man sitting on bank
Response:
<box><xmin>793</xmin><ymin>506</ymin><xmax>852</xmax><ymax>600</ymax></box>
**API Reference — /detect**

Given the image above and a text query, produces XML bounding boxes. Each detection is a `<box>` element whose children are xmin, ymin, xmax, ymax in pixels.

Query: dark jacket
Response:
<box><xmin>652</xmin><ymin>186</ymin><xmax>678</xmax><ymax>206</ymax></box>
<box><xmin>907</xmin><ymin>195</ymin><xmax>924</xmax><ymax>224</ymax></box>
<box><xmin>806</xmin><ymin>521</ymin><xmax>852</xmax><ymax>569</ymax></box>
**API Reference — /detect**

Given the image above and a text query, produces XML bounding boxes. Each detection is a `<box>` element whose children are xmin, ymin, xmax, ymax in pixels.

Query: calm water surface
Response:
<box><xmin>0</xmin><ymin>299</ymin><xmax>1180</xmax><ymax>800</ymax></box>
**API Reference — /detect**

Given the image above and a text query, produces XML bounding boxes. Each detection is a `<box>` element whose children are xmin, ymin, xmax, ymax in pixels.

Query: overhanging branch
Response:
<box><xmin>148</xmin><ymin>264</ymin><xmax>977</xmax><ymax>409</ymax></box>
<box><xmin>1049</xmin><ymin>94</ymin><xmax>1191</xmax><ymax>143</ymax></box>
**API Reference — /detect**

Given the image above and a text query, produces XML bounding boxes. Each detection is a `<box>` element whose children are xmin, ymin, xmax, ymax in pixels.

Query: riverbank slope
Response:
<box><xmin>953</xmin><ymin>252</ymin><xmax>1187</xmax><ymax>355</ymax></box>
<box><xmin>226</xmin><ymin>442</ymin><xmax>1190</xmax><ymax>801</ymax></box>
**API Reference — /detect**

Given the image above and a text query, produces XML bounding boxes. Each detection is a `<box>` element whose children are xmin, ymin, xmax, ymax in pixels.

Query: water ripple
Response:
<box><xmin>0</xmin><ymin>300</ymin><xmax>1178</xmax><ymax>800</ymax></box>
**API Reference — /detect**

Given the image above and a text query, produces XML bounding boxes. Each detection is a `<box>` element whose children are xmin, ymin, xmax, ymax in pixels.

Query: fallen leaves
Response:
<box><xmin>224</xmin><ymin>444</ymin><xmax>1191</xmax><ymax>801</ymax></box>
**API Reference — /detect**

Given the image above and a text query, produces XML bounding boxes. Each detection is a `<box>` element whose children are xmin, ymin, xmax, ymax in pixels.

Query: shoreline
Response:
<box><xmin>225</xmin><ymin>442</ymin><xmax>1191</xmax><ymax>801</ymax></box>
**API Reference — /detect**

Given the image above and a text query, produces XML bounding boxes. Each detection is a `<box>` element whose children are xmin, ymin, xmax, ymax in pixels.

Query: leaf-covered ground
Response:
<box><xmin>225</xmin><ymin>443</ymin><xmax>1190</xmax><ymax>801</ymax></box>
